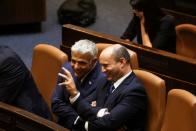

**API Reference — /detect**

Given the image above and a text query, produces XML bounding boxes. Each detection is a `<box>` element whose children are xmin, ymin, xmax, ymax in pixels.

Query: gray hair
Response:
<box><xmin>71</xmin><ymin>39</ymin><xmax>98</xmax><ymax>57</ymax></box>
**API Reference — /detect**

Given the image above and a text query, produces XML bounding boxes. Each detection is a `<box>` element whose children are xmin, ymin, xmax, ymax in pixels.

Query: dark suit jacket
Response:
<box><xmin>0</xmin><ymin>45</ymin><xmax>51</xmax><ymax>119</ymax></box>
<box><xmin>51</xmin><ymin>62</ymin><xmax>107</xmax><ymax>129</ymax></box>
<box><xmin>73</xmin><ymin>72</ymin><xmax>147</xmax><ymax>131</ymax></box>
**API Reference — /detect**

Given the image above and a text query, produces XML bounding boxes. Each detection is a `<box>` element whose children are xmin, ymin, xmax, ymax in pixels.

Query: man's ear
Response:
<box><xmin>119</xmin><ymin>57</ymin><xmax>127</xmax><ymax>68</ymax></box>
<box><xmin>119</xmin><ymin>57</ymin><xmax>126</xmax><ymax>63</ymax></box>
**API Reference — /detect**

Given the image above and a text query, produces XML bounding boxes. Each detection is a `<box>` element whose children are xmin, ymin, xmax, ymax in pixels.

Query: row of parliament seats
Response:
<box><xmin>60</xmin><ymin>24</ymin><xmax>196</xmax><ymax>94</ymax></box>
<box><xmin>29</xmin><ymin>43</ymin><xmax>195</xmax><ymax>131</ymax></box>
<box><xmin>58</xmin><ymin>24</ymin><xmax>196</xmax><ymax>130</ymax></box>
<box><xmin>1</xmin><ymin>53</ymin><xmax>195</xmax><ymax>131</ymax></box>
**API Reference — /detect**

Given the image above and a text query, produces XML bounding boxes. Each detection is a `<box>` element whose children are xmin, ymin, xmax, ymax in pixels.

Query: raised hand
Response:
<box><xmin>58</xmin><ymin>67</ymin><xmax>78</xmax><ymax>98</ymax></box>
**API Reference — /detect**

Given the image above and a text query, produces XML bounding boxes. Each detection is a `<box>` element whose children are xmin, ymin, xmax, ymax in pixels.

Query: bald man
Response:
<box><xmin>59</xmin><ymin>44</ymin><xmax>147</xmax><ymax>131</ymax></box>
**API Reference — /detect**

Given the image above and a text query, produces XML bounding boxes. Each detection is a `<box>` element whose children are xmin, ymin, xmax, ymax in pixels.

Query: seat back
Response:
<box><xmin>96</xmin><ymin>43</ymin><xmax>139</xmax><ymax>69</ymax></box>
<box><xmin>134</xmin><ymin>69</ymin><xmax>166</xmax><ymax>131</ymax></box>
<box><xmin>176</xmin><ymin>24</ymin><xmax>196</xmax><ymax>59</ymax></box>
<box><xmin>31</xmin><ymin>44</ymin><xmax>68</xmax><ymax>120</ymax></box>
<box><xmin>161</xmin><ymin>89</ymin><xmax>196</xmax><ymax>131</ymax></box>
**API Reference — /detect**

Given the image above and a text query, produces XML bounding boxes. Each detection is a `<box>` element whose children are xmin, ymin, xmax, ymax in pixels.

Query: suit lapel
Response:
<box><xmin>104</xmin><ymin>73</ymin><xmax>135</xmax><ymax>106</ymax></box>
<box><xmin>79</xmin><ymin>62</ymin><xmax>102</xmax><ymax>97</ymax></box>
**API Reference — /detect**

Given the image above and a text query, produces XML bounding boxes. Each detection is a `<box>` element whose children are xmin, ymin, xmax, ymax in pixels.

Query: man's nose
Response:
<box><xmin>74</xmin><ymin>63</ymin><xmax>80</xmax><ymax>69</ymax></box>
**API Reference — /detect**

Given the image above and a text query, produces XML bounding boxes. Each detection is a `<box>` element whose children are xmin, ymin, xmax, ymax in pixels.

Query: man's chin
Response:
<box><xmin>75</xmin><ymin>72</ymin><xmax>83</xmax><ymax>78</ymax></box>
<box><xmin>107</xmin><ymin>77</ymin><xmax>112</xmax><ymax>81</ymax></box>
<box><xmin>74</xmin><ymin>73</ymin><xmax>80</xmax><ymax>77</ymax></box>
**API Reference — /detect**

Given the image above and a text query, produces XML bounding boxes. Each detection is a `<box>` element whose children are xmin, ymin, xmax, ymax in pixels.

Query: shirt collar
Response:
<box><xmin>113</xmin><ymin>71</ymin><xmax>132</xmax><ymax>90</ymax></box>
<box><xmin>80</xmin><ymin>61</ymin><xmax>97</xmax><ymax>83</ymax></box>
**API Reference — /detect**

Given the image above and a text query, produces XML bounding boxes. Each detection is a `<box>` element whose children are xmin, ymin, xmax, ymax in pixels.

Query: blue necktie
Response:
<box><xmin>109</xmin><ymin>85</ymin><xmax>115</xmax><ymax>94</ymax></box>
<box><xmin>105</xmin><ymin>84</ymin><xmax>114</xmax><ymax>102</ymax></box>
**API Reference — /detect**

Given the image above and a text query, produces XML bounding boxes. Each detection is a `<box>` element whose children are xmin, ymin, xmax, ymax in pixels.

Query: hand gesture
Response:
<box><xmin>58</xmin><ymin>67</ymin><xmax>78</xmax><ymax>98</ymax></box>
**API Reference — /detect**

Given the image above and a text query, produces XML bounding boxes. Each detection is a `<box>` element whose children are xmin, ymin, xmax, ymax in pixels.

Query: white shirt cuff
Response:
<box><xmin>97</xmin><ymin>108</ymin><xmax>109</xmax><ymax>117</ymax></box>
<box><xmin>69</xmin><ymin>92</ymin><xmax>80</xmax><ymax>104</ymax></box>
<box><xmin>74</xmin><ymin>116</ymin><xmax>80</xmax><ymax>125</ymax></box>
<box><xmin>85</xmin><ymin>121</ymin><xmax>88</xmax><ymax>131</ymax></box>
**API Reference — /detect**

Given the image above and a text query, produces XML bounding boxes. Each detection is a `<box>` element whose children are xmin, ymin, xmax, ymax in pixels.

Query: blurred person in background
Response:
<box><xmin>121</xmin><ymin>0</ymin><xmax>176</xmax><ymax>53</ymax></box>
